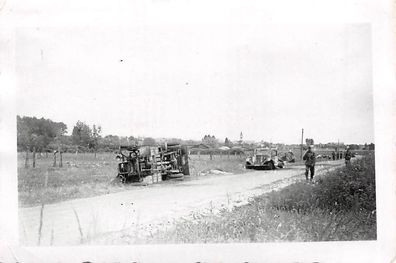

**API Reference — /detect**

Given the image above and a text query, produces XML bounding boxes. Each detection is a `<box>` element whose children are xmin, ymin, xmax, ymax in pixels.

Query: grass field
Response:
<box><xmin>18</xmin><ymin>150</ymin><xmax>371</xmax><ymax>207</ymax></box>
<box><xmin>18</xmin><ymin>152</ymin><xmax>247</xmax><ymax>207</ymax></box>
<box><xmin>142</xmin><ymin>153</ymin><xmax>376</xmax><ymax>243</ymax></box>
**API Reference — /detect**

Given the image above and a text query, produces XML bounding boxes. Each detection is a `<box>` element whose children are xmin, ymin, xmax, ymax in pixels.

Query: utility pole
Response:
<box><xmin>301</xmin><ymin>128</ymin><xmax>304</xmax><ymax>160</ymax></box>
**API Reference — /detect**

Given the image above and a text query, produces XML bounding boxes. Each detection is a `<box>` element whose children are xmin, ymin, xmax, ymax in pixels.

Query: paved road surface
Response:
<box><xmin>19</xmin><ymin>160</ymin><xmax>345</xmax><ymax>245</ymax></box>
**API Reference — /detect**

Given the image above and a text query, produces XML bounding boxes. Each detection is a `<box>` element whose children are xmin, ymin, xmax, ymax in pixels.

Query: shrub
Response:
<box><xmin>265</xmin><ymin>154</ymin><xmax>375</xmax><ymax>214</ymax></box>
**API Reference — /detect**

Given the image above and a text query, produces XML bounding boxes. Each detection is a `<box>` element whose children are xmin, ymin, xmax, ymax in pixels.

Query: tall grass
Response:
<box><xmin>141</xmin><ymin>154</ymin><xmax>376</xmax><ymax>243</ymax></box>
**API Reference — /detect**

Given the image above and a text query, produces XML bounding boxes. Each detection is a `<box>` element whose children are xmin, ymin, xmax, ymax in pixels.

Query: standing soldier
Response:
<box><xmin>345</xmin><ymin>146</ymin><xmax>352</xmax><ymax>166</ymax></box>
<box><xmin>303</xmin><ymin>145</ymin><xmax>316</xmax><ymax>182</ymax></box>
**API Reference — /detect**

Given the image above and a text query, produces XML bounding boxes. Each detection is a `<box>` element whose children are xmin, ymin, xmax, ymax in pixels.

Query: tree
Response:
<box><xmin>305</xmin><ymin>138</ymin><xmax>314</xmax><ymax>146</ymax></box>
<box><xmin>348</xmin><ymin>144</ymin><xmax>360</xmax><ymax>150</ymax></box>
<box><xmin>202</xmin><ymin>134</ymin><xmax>218</xmax><ymax>147</ymax></box>
<box><xmin>224</xmin><ymin>137</ymin><xmax>231</xmax><ymax>146</ymax></box>
<box><xmin>128</xmin><ymin>136</ymin><xmax>137</xmax><ymax>146</ymax></box>
<box><xmin>91</xmin><ymin>124</ymin><xmax>102</xmax><ymax>157</ymax></box>
<box><xmin>168</xmin><ymin>138</ymin><xmax>183</xmax><ymax>144</ymax></box>
<box><xmin>184</xmin><ymin>139</ymin><xmax>199</xmax><ymax>146</ymax></box>
<box><xmin>142</xmin><ymin>137</ymin><xmax>156</xmax><ymax>146</ymax></box>
<box><xmin>260</xmin><ymin>141</ymin><xmax>271</xmax><ymax>148</ymax></box>
<box><xmin>71</xmin><ymin>121</ymin><xmax>92</xmax><ymax>149</ymax></box>
<box><xmin>17</xmin><ymin>116</ymin><xmax>67</xmax><ymax>152</ymax></box>
<box><xmin>98</xmin><ymin>135</ymin><xmax>120</xmax><ymax>151</ymax></box>
<box><xmin>119</xmin><ymin>136</ymin><xmax>129</xmax><ymax>146</ymax></box>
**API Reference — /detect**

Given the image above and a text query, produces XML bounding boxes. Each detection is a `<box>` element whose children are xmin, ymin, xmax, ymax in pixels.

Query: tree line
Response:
<box><xmin>17</xmin><ymin>115</ymin><xmax>374</xmax><ymax>155</ymax></box>
<box><xmin>17</xmin><ymin>116</ymin><xmax>201</xmax><ymax>154</ymax></box>
<box><xmin>18</xmin><ymin>116</ymin><xmax>146</xmax><ymax>153</ymax></box>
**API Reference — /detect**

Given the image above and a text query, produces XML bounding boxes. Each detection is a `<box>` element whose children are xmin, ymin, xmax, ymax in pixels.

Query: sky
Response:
<box><xmin>15</xmin><ymin>22</ymin><xmax>374</xmax><ymax>144</ymax></box>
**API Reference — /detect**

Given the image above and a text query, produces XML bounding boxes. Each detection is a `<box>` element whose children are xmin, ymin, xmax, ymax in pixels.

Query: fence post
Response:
<box><xmin>25</xmin><ymin>148</ymin><xmax>29</xmax><ymax>168</ymax></box>
<box><xmin>59</xmin><ymin>151</ymin><xmax>63</xmax><ymax>168</ymax></box>
<box><xmin>32</xmin><ymin>147</ymin><xmax>36</xmax><ymax>168</ymax></box>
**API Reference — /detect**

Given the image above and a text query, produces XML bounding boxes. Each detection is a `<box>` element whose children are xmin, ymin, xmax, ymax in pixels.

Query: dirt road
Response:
<box><xmin>19</xmin><ymin>160</ymin><xmax>345</xmax><ymax>246</ymax></box>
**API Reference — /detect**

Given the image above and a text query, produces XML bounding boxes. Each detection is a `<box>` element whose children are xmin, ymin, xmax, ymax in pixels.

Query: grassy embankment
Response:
<box><xmin>144</xmin><ymin>153</ymin><xmax>376</xmax><ymax>243</ymax></box>
<box><xmin>18</xmin><ymin>153</ymin><xmax>246</xmax><ymax>207</ymax></box>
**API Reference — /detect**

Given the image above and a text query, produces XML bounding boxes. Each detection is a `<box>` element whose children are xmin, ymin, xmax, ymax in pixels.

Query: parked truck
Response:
<box><xmin>245</xmin><ymin>147</ymin><xmax>284</xmax><ymax>170</ymax></box>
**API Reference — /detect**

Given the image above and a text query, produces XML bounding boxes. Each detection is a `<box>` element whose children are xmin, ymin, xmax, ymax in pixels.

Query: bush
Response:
<box><xmin>266</xmin><ymin>154</ymin><xmax>376</xmax><ymax>214</ymax></box>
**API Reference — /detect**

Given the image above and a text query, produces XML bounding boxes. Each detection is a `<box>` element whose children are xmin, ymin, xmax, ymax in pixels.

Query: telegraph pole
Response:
<box><xmin>301</xmin><ymin>128</ymin><xmax>304</xmax><ymax>160</ymax></box>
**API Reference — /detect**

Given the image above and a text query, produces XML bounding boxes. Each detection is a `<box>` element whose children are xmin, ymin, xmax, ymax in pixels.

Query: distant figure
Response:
<box><xmin>345</xmin><ymin>146</ymin><xmax>352</xmax><ymax>166</ymax></box>
<box><xmin>303</xmin><ymin>145</ymin><xmax>316</xmax><ymax>181</ymax></box>
<box><xmin>332</xmin><ymin>151</ymin><xmax>336</xmax><ymax>160</ymax></box>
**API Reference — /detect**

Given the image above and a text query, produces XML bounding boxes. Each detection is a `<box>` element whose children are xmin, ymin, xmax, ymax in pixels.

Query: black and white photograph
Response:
<box><xmin>0</xmin><ymin>0</ymin><xmax>395</xmax><ymax>262</ymax></box>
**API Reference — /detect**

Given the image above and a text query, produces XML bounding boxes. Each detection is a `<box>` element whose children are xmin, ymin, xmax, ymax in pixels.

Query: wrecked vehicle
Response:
<box><xmin>116</xmin><ymin>143</ymin><xmax>190</xmax><ymax>183</ymax></box>
<box><xmin>245</xmin><ymin>148</ymin><xmax>284</xmax><ymax>170</ymax></box>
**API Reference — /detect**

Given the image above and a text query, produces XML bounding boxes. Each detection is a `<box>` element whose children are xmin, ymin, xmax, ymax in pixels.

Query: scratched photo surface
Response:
<box><xmin>16</xmin><ymin>23</ymin><xmax>376</xmax><ymax>246</ymax></box>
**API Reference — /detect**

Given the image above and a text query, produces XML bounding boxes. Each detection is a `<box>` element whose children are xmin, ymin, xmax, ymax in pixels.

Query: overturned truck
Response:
<box><xmin>115</xmin><ymin>143</ymin><xmax>190</xmax><ymax>183</ymax></box>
